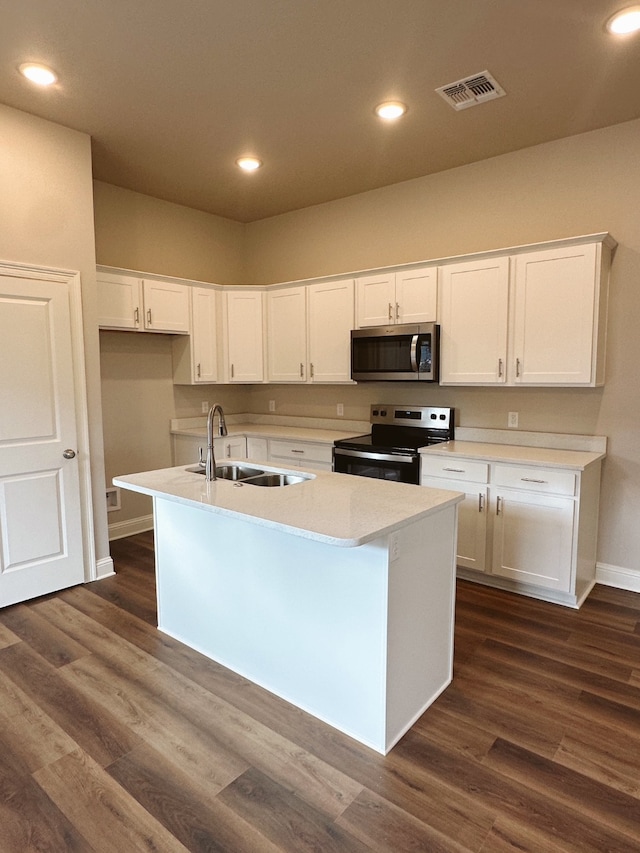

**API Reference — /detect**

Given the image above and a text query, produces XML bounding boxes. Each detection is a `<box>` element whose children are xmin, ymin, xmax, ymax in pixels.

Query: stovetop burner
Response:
<box><xmin>335</xmin><ymin>405</ymin><xmax>455</xmax><ymax>455</ymax></box>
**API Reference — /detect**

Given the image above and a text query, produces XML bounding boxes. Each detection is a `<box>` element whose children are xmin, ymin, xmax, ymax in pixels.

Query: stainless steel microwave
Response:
<box><xmin>350</xmin><ymin>322</ymin><xmax>440</xmax><ymax>382</ymax></box>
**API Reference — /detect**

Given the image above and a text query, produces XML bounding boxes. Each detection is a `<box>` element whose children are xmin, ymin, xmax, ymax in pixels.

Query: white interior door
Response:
<box><xmin>0</xmin><ymin>272</ymin><xmax>85</xmax><ymax>606</ymax></box>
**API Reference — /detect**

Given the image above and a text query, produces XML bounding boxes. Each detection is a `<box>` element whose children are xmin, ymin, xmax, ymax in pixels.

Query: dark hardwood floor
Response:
<box><xmin>1</xmin><ymin>532</ymin><xmax>640</xmax><ymax>851</ymax></box>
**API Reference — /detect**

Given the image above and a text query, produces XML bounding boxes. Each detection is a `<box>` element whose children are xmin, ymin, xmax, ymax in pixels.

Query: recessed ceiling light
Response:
<box><xmin>606</xmin><ymin>5</ymin><xmax>640</xmax><ymax>34</ymax></box>
<box><xmin>19</xmin><ymin>62</ymin><xmax>58</xmax><ymax>86</ymax></box>
<box><xmin>236</xmin><ymin>156</ymin><xmax>263</xmax><ymax>172</ymax></box>
<box><xmin>375</xmin><ymin>101</ymin><xmax>407</xmax><ymax>120</ymax></box>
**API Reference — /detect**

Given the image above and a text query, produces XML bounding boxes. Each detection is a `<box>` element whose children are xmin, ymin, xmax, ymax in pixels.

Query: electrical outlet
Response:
<box><xmin>269</xmin><ymin>400</ymin><xmax>276</xmax><ymax>413</ymax></box>
<box><xmin>201</xmin><ymin>401</ymin><xmax>209</xmax><ymax>414</ymax></box>
<box><xmin>508</xmin><ymin>411</ymin><xmax>519</xmax><ymax>428</ymax></box>
<box><xmin>106</xmin><ymin>486</ymin><xmax>121</xmax><ymax>513</ymax></box>
<box><xmin>337</xmin><ymin>403</ymin><xmax>344</xmax><ymax>416</ymax></box>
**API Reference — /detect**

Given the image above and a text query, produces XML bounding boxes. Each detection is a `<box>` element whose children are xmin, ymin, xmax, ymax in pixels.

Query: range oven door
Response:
<box><xmin>332</xmin><ymin>447</ymin><xmax>420</xmax><ymax>483</ymax></box>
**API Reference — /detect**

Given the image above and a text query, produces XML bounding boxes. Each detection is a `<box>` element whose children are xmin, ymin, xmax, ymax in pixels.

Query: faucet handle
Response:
<box><xmin>198</xmin><ymin>446</ymin><xmax>205</xmax><ymax>466</ymax></box>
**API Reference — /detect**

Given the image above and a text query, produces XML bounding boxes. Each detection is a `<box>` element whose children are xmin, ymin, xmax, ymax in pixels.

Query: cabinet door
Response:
<box><xmin>512</xmin><ymin>243</ymin><xmax>598</xmax><ymax>385</ymax></box>
<box><xmin>422</xmin><ymin>476</ymin><xmax>488</xmax><ymax>572</ymax></box>
<box><xmin>172</xmin><ymin>434</ymin><xmax>203</xmax><ymax>466</ymax></box>
<box><xmin>97</xmin><ymin>272</ymin><xmax>142</xmax><ymax>330</ymax></box>
<box><xmin>491</xmin><ymin>488</ymin><xmax>575</xmax><ymax>591</ymax></box>
<box><xmin>191</xmin><ymin>287</ymin><xmax>219</xmax><ymax>382</ymax></box>
<box><xmin>439</xmin><ymin>257</ymin><xmax>510</xmax><ymax>384</ymax></box>
<box><xmin>172</xmin><ymin>287</ymin><xmax>219</xmax><ymax>384</ymax></box>
<box><xmin>356</xmin><ymin>273</ymin><xmax>395</xmax><ymax>327</ymax></box>
<box><xmin>395</xmin><ymin>267</ymin><xmax>437</xmax><ymax>324</ymax></box>
<box><xmin>142</xmin><ymin>280</ymin><xmax>190</xmax><ymax>334</ymax></box>
<box><xmin>216</xmin><ymin>436</ymin><xmax>247</xmax><ymax>460</ymax></box>
<box><xmin>225</xmin><ymin>291</ymin><xmax>264</xmax><ymax>382</ymax></box>
<box><xmin>307</xmin><ymin>278</ymin><xmax>354</xmax><ymax>383</ymax></box>
<box><xmin>246</xmin><ymin>436</ymin><xmax>268</xmax><ymax>461</ymax></box>
<box><xmin>266</xmin><ymin>286</ymin><xmax>307</xmax><ymax>382</ymax></box>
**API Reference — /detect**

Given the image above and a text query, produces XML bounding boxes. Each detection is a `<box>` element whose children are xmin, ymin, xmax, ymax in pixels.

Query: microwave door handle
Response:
<box><xmin>410</xmin><ymin>334</ymin><xmax>419</xmax><ymax>373</ymax></box>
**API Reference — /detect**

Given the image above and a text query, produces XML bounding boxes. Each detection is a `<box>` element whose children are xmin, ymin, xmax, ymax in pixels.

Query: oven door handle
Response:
<box><xmin>334</xmin><ymin>448</ymin><xmax>416</xmax><ymax>464</ymax></box>
<box><xmin>410</xmin><ymin>334</ymin><xmax>419</xmax><ymax>373</ymax></box>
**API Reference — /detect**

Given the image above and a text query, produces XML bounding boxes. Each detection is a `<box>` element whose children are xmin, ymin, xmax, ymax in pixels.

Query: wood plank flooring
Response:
<box><xmin>1</xmin><ymin>531</ymin><xmax>640</xmax><ymax>851</ymax></box>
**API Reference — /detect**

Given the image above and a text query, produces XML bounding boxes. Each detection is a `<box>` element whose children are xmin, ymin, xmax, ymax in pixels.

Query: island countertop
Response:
<box><xmin>114</xmin><ymin>463</ymin><xmax>463</xmax><ymax>548</ymax></box>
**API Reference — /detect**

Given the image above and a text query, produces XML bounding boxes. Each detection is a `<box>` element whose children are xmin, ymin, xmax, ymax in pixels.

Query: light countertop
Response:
<box><xmin>171</xmin><ymin>422</ymin><xmax>365</xmax><ymax>444</ymax></box>
<box><xmin>114</xmin><ymin>463</ymin><xmax>463</xmax><ymax>548</ymax></box>
<box><xmin>420</xmin><ymin>440</ymin><xmax>604</xmax><ymax>470</ymax></box>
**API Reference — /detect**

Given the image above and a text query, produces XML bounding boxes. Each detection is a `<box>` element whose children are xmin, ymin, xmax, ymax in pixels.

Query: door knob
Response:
<box><xmin>63</xmin><ymin>449</ymin><xmax>76</xmax><ymax>459</ymax></box>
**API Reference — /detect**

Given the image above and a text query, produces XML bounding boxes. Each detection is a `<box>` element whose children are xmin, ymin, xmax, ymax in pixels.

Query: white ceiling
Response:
<box><xmin>2</xmin><ymin>1</ymin><xmax>639</xmax><ymax>222</ymax></box>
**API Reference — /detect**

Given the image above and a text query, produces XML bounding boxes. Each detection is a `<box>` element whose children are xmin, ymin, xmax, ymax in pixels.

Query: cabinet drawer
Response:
<box><xmin>268</xmin><ymin>439</ymin><xmax>333</xmax><ymax>464</ymax></box>
<box><xmin>492</xmin><ymin>464</ymin><xmax>576</xmax><ymax>495</ymax></box>
<box><xmin>421</xmin><ymin>456</ymin><xmax>488</xmax><ymax>484</ymax></box>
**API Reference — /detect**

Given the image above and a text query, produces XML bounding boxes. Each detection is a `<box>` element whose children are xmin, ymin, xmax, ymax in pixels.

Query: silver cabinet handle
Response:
<box><xmin>443</xmin><ymin>467</ymin><xmax>465</xmax><ymax>473</ymax></box>
<box><xmin>310</xmin><ymin>362</ymin><xmax>314</xmax><ymax>377</ymax></box>
<box><xmin>388</xmin><ymin>302</ymin><xmax>393</xmax><ymax>321</ymax></box>
<box><xmin>516</xmin><ymin>358</ymin><xmax>521</xmax><ymax>377</ymax></box>
<box><xmin>300</xmin><ymin>362</ymin><xmax>304</xmax><ymax>377</ymax></box>
<box><xmin>498</xmin><ymin>358</ymin><xmax>503</xmax><ymax>377</ymax></box>
<box><xmin>63</xmin><ymin>449</ymin><xmax>76</xmax><ymax>459</ymax></box>
<box><xmin>196</xmin><ymin>363</ymin><xmax>201</xmax><ymax>378</ymax></box>
<box><xmin>226</xmin><ymin>445</ymin><xmax>231</xmax><ymax>458</ymax></box>
<box><xmin>230</xmin><ymin>363</ymin><xmax>235</xmax><ymax>379</ymax></box>
<box><xmin>395</xmin><ymin>302</ymin><xmax>400</xmax><ymax>321</ymax></box>
<box><xmin>496</xmin><ymin>496</ymin><xmax>502</xmax><ymax>515</ymax></box>
<box><xmin>521</xmin><ymin>477</ymin><xmax>546</xmax><ymax>484</ymax></box>
<box><xmin>134</xmin><ymin>307</ymin><xmax>139</xmax><ymax>325</ymax></box>
<box><xmin>478</xmin><ymin>493</ymin><xmax>485</xmax><ymax>512</ymax></box>
<box><xmin>291</xmin><ymin>449</ymin><xmax>304</xmax><ymax>454</ymax></box>
<box><xmin>146</xmin><ymin>308</ymin><xmax>152</xmax><ymax>325</ymax></box>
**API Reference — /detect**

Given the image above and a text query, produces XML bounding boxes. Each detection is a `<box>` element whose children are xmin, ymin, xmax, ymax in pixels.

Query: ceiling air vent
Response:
<box><xmin>435</xmin><ymin>71</ymin><xmax>506</xmax><ymax>111</ymax></box>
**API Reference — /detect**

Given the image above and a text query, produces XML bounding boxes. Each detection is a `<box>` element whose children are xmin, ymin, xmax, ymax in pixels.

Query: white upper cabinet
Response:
<box><xmin>439</xmin><ymin>235</ymin><xmax>613</xmax><ymax>387</ymax></box>
<box><xmin>142</xmin><ymin>279</ymin><xmax>190</xmax><ymax>334</ymax></box>
<box><xmin>266</xmin><ymin>278</ymin><xmax>355</xmax><ymax>384</ymax></box>
<box><xmin>439</xmin><ymin>256</ymin><xmax>510</xmax><ymax>384</ymax></box>
<box><xmin>97</xmin><ymin>271</ymin><xmax>142</xmax><ymax>330</ymax></box>
<box><xmin>356</xmin><ymin>266</ymin><xmax>437</xmax><ymax>327</ymax></box>
<box><xmin>307</xmin><ymin>278</ymin><xmax>354</xmax><ymax>383</ymax></box>
<box><xmin>224</xmin><ymin>290</ymin><xmax>265</xmax><ymax>382</ymax></box>
<box><xmin>97</xmin><ymin>270</ymin><xmax>190</xmax><ymax>334</ymax></box>
<box><xmin>512</xmin><ymin>242</ymin><xmax>604</xmax><ymax>385</ymax></box>
<box><xmin>172</xmin><ymin>286</ymin><xmax>219</xmax><ymax>384</ymax></box>
<box><xmin>266</xmin><ymin>285</ymin><xmax>307</xmax><ymax>382</ymax></box>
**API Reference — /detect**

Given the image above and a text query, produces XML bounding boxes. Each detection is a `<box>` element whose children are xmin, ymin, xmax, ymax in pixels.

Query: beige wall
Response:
<box><xmin>95</xmin><ymin>117</ymin><xmax>640</xmax><ymax>576</ymax></box>
<box><xmin>93</xmin><ymin>181</ymin><xmax>246</xmax><ymax>284</ymax></box>
<box><xmin>0</xmin><ymin>104</ymin><xmax>109</xmax><ymax>564</ymax></box>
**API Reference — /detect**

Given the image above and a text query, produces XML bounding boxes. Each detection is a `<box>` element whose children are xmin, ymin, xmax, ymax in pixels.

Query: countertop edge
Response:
<box><xmin>113</xmin><ymin>466</ymin><xmax>464</xmax><ymax>548</ymax></box>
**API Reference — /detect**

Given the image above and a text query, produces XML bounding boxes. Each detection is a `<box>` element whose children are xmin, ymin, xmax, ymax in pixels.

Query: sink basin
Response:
<box><xmin>185</xmin><ymin>464</ymin><xmax>264</xmax><ymax>480</ymax></box>
<box><xmin>241</xmin><ymin>473</ymin><xmax>310</xmax><ymax>487</ymax></box>
<box><xmin>185</xmin><ymin>464</ymin><xmax>311</xmax><ymax>486</ymax></box>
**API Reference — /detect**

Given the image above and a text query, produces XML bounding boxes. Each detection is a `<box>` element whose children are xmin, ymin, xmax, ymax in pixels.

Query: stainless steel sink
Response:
<box><xmin>241</xmin><ymin>473</ymin><xmax>310</xmax><ymax>487</ymax></box>
<box><xmin>185</xmin><ymin>464</ymin><xmax>311</xmax><ymax>486</ymax></box>
<box><xmin>185</xmin><ymin>464</ymin><xmax>264</xmax><ymax>480</ymax></box>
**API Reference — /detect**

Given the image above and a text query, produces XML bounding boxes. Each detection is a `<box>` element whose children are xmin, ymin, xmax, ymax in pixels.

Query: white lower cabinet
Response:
<box><xmin>421</xmin><ymin>451</ymin><xmax>602</xmax><ymax>607</ymax></box>
<box><xmin>172</xmin><ymin>434</ymin><xmax>247</xmax><ymax>467</ymax></box>
<box><xmin>491</xmin><ymin>486</ymin><xmax>575</xmax><ymax>591</ymax></box>
<box><xmin>267</xmin><ymin>438</ymin><xmax>333</xmax><ymax>471</ymax></box>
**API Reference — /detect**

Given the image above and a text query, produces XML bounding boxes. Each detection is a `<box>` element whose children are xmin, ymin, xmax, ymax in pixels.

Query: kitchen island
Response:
<box><xmin>113</xmin><ymin>463</ymin><xmax>463</xmax><ymax>754</ymax></box>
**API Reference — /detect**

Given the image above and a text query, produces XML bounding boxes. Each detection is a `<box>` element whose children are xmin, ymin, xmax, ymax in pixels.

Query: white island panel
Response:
<box><xmin>153</xmin><ymin>493</ymin><xmax>457</xmax><ymax>754</ymax></box>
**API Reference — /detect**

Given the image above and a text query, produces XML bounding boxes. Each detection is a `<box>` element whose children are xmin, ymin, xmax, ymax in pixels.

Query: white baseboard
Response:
<box><xmin>108</xmin><ymin>514</ymin><xmax>154</xmax><ymax>541</ymax></box>
<box><xmin>596</xmin><ymin>562</ymin><xmax>640</xmax><ymax>593</ymax></box>
<box><xmin>95</xmin><ymin>556</ymin><xmax>115</xmax><ymax>580</ymax></box>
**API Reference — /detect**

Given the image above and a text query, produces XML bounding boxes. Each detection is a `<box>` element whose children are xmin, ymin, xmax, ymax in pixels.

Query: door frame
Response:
<box><xmin>0</xmin><ymin>258</ymin><xmax>97</xmax><ymax>581</ymax></box>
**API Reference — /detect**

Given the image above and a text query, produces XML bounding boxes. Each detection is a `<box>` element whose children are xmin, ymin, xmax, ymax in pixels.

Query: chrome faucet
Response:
<box><xmin>205</xmin><ymin>404</ymin><xmax>228</xmax><ymax>481</ymax></box>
